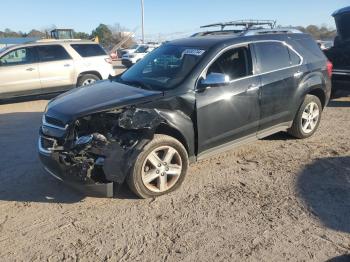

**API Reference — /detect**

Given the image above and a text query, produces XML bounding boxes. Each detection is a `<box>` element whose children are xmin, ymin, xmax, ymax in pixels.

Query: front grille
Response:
<box><xmin>45</xmin><ymin>115</ymin><xmax>65</xmax><ymax>128</ymax></box>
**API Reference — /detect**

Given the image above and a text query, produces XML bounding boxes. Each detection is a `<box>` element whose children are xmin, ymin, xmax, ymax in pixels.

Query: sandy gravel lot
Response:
<box><xmin>0</xmin><ymin>90</ymin><xmax>349</xmax><ymax>262</ymax></box>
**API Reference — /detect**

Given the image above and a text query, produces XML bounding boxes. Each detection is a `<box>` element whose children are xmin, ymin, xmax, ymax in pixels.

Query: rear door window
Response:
<box><xmin>70</xmin><ymin>44</ymin><xmax>107</xmax><ymax>57</ymax></box>
<box><xmin>37</xmin><ymin>45</ymin><xmax>71</xmax><ymax>62</ymax></box>
<box><xmin>254</xmin><ymin>42</ymin><xmax>291</xmax><ymax>73</ymax></box>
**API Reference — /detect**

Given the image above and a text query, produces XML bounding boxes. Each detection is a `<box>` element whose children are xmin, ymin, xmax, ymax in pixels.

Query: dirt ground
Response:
<box><xmin>0</xmin><ymin>90</ymin><xmax>349</xmax><ymax>262</ymax></box>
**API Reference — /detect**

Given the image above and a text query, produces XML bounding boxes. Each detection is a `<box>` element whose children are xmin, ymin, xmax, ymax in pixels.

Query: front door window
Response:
<box><xmin>0</xmin><ymin>48</ymin><xmax>37</xmax><ymax>66</ymax></box>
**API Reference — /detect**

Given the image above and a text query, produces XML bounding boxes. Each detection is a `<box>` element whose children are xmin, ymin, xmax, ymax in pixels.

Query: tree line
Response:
<box><xmin>0</xmin><ymin>23</ymin><xmax>135</xmax><ymax>50</ymax></box>
<box><xmin>0</xmin><ymin>24</ymin><xmax>337</xmax><ymax>49</ymax></box>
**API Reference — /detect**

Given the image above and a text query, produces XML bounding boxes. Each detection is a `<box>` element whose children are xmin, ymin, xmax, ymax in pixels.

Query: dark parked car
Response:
<box><xmin>324</xmin><ymin>6</ymin><xmax>350</xmax><ymax>95</ymax></box>
<box><xmin>38</xmin><ymin>31</ymin><xmax>331</xmax><ymax>198</ymax></box>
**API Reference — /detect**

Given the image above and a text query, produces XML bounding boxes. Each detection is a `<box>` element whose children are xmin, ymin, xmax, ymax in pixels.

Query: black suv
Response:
<box><xmin>38</xmin><ymin>32</ymin><xmax>331</xmax><ymax>198</ymax></box>
<box><xmin>324</xmin><ymin>6</ymin><xmax>350</xmax><ymax>95</ymax></box>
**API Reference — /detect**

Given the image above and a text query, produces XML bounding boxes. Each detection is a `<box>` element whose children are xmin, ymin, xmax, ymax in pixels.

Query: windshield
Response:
<box><xmin>130</xmin><ymin>44</ymin><xmax>139</xmax><ymax>49</ymax></box>
<box><xmin>120</xmin><ymin>45</ymin><xmax>206</xmax><ymax>90</ymax></box>
<box><xmin>135</xmin><ymin>45</ymin><xmax>149</xmax><ymax>53</ymax></box>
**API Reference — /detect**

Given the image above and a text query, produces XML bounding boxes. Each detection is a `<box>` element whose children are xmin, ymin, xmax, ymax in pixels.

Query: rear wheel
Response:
<box><xmin>77</xmin><ymin>74</ymin><xmax>100</xmax><ymax>87</ymax></box>
<box><xmin>127</xmin><ymin>134</ymin><xmax>188</xmax><ymax>198</ymax></box>
<box><xmin>288</xmin><ymin>95</ymin><xmax>322</xmax><ymax>138</ymax></box>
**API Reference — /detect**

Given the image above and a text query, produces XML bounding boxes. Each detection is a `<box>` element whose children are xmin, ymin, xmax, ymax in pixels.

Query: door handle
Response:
<box><xmin>26</xmin><ymin>68</ymin><xmax>35</xmax><ymax>71</ymax></box>
<box><xmin>64</xmin><ymin>64</ymin><xmax>71</xmax><ymax>67</ymax></box>
<box><xmin>247</xmin><ymin>84</ymin><xmax>259</xmax><ymax>92</ymax></box>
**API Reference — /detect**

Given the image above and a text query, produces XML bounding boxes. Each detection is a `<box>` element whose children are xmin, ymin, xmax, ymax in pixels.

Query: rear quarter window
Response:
<box><xmin>71</xmin><ymin>44</ymin><xmax>107</xmax><ymax>57</ymax></box>
<box><xmin>254</xmin><ymin>42</ymin><xmax>291</xmax><ymax>73</ymax></box>
<box><xmin>288</xmin><ymin>48</ymin><xmax>301</xmax><ymax>66</ymax></box>
<box><xmin>293</xmin><ymin>37</ymin><xmax>326</xmax><ymax>63</ymax></box>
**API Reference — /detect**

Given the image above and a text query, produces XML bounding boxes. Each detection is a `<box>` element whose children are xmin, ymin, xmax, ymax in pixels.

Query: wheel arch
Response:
<box><xmin>155</xmin><ymin>123</ymin><xmax>190</xmax><ymax>156</ymax></box>
<box><xmin>308</xmin><ymin>88</ymin><xmax>326</xmax><ymax>108</ymax></box>
<box><xmin>76</xmin><ymin>71</ymin><xmax>102</xmax><ymax>86</ymax></box>
<box><xmin>298</xmin><ymin>72</ymin><xmax>327</xmax><ymax>109</ymax></box>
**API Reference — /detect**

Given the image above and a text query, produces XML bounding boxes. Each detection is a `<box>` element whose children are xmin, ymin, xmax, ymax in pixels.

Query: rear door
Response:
<box><xmin>253</xmin><ymin>41</ymin><xmax>302</xmax><ymax>133</ymax></box>
<box><xmin>0</xmin><ymin>46</ymin><xmax>41</xmax><ymax>98</ymax></box>
<box><xmin>37</xmin><ymin>45</ymin><xmax>75</xmax><ymax>92</ymax></box>
<box><xmin>196</xmin><ymin>45</ymin><xmax>261</xmax><ymax>155</ymax></box>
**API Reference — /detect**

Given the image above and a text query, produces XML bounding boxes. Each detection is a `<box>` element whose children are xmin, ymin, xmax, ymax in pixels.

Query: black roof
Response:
<box><xmin>167</xmin><ymin>33</ymin><xmax>308</xmax><ymax>49</ymax></box>
<box><xmin>332</xmin><ymin>6</ymin><xmax>350</xmax><ymax>17</ymax></box>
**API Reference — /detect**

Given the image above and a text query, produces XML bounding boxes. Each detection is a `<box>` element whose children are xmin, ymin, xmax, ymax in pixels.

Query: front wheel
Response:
<box><xmin>77</xmin><ymin>74</ymin><xmax>100</xmax><ymax>87</ymax></box>
<box><xmin>288</xmin><ymin>94</ymin><xmax>322</xmax><ymax>139</ymax></box>
<box><xmin>127</xmin><ymin>134</ymin><xmax>188</xmax><ymax>198</ymax></box>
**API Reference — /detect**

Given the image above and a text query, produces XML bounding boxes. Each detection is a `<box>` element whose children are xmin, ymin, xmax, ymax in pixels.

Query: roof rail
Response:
<box><xmin>34</xmin><ymin>39</ymin><xmax>87</xmax><ymax>43</ymax></box>
<box><xmin>201</xmin><ymin>19</ymin><xmax>277</xmax><ymax>31</ymax></box>
<box><xmin>244</xmin><ymin>27</ymin><xmax>303</xmax><ymax>36</ymax></box>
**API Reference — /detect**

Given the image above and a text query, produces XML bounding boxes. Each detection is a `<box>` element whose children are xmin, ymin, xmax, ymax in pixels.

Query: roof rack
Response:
<box><xmin>200</xmin><ymin>19</ymin><xmax>277</xmax><ymax>31</ymax></box>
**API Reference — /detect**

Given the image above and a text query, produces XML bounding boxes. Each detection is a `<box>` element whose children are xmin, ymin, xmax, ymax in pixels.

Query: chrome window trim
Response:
<box><xmin>197</xmin><ymin>40</ymin><xmax>304</xmax><ymax>86</ymax></box>
<box><xmin>42</xmin><ymin>114</ymin><xmax>68</xmax><ymax>130</ymax></box>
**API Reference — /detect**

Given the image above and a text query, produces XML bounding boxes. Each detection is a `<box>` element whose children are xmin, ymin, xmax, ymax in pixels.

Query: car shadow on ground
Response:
<box><xmin>263</xmin><ymin>132</ymin><xmax>294</xmax><ymax>141</ymax></box>
<box><xmin>296</xmin><ymin>156</ymin><xmax>350</xmax><ymax>233</ymax></box>
<box><xmin>0</xmin><ymin>112</ymin><xmax>84</xmax><ymax>204</ymax></box>
<box><xmin>0</xmin><ymin>111</ymin><xmax>139</xmax><ymax>203</ymax></box>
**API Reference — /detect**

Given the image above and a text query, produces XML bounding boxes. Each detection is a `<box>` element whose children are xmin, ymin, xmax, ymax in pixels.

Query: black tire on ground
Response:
<box><xmin>77</xmin><ymin>74</ymin><xmax>100</xmax><ymax>87</ymax></box>
<box><xmin>288</xmin><ymin>94</ymin><xmax>322</xmax><ymax>139</ymax></box>
<box><xmin>127</xmin><ymin>134</ymin><xmax>189</xmax><ymax>199</ymax></box>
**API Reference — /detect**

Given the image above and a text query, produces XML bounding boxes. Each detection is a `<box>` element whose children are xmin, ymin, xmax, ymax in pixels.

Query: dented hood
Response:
<box><xmin>333</xmin><ymin>6</ymin><xmax>350</xmax><ymax>42</ymax></box>
<box><xmin>46</xmin><ymin>80</ymin><xmax>163</xmax><ymax>124</ymax></box>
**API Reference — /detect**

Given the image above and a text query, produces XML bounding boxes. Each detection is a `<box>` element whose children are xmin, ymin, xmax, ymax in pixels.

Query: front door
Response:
<box><xmin>0</xmin><ymin>47</ymin><xmax>41</xmax><ymax>98</ymax></box>
<box><xmin>196</xmin><ymin>45</ymin><xmax>260</xmax><ymax>155</ymax></box>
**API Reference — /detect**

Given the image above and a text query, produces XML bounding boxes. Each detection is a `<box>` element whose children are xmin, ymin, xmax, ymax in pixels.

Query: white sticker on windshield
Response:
<box><xmin>182</xmin><ymin>49</ymin><xmax>205</xmax><ymax>56</ymax></box>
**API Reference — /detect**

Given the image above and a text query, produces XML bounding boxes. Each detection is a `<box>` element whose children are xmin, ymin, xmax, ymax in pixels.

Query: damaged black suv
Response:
<box><xmin>39</xmin><ymin>32</ymin><xmax>331</xmax><ymax>198</ymax></box>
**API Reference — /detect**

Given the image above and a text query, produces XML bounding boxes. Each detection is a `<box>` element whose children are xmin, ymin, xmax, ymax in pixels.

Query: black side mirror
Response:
<box><xmin>197</xmin><ymin>73</ymin><xmax>230</xmax><ymax>92</ymax></box>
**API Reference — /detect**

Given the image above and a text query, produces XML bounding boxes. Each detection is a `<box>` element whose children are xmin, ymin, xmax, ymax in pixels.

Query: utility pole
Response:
<box><xmin>141</xmin><ymin>0</ymin><xmax>145</xmax><ymax>43</ymax></box>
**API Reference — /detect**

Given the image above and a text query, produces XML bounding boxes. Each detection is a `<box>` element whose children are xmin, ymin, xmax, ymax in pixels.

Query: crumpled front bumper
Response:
<box><xmin>38</xmin><ymin>137</ymin><xmax>114</xmax><ymax>198</ymax></box>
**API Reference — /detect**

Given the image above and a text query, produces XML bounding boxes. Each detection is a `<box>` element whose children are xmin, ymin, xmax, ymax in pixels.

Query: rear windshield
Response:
<box><xmin>71</xmin><ymin>44</ymin><xmax>107</xmax><ymax>57</ymax></box>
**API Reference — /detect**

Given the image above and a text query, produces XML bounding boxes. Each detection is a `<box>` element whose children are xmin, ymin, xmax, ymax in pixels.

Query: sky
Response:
<box><xmin>1</xmin><ymin>0</ymin><xmax>348</xmax><ymax>40</ymax></box>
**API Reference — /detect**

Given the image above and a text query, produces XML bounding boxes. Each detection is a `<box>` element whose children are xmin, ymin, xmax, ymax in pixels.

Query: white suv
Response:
<box><xmin>0</xmin><ymin>40</ymin><xmax>115</xmax><ymax>99</ymax></box>
<box><xmin>121</xmin><ymin>44</ymin><xmax>159</xmax><ymax>68</ymax></box>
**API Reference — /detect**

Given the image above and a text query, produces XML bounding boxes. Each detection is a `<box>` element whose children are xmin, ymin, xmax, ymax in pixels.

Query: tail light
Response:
<box><xmin>105</xmin><ymin>57</ymin><xmax>112</xmax><ymax>64</ymax></box>
<box><xmin>327</xmin><ymin>61</ymin><xmax>333</xmax><ymax>78</ymax></box>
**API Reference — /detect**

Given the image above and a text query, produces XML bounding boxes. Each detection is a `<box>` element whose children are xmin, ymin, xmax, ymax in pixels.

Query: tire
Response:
<box><xmin>288</xmin><ymin>94</ymin><xmax>322</xmax><ymax>139</ymax></box>
<box><xmin>127</xmin><ymin>134</ymin><xmax>188</xmax><ymax>198</ymax></box>
<box><xmin>77</xmin><ymin>74</ymin><xmax>100</xmax><ymax>87</ymax></box>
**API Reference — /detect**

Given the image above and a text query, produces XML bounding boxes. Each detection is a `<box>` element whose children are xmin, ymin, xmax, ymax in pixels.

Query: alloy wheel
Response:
<box><xmin>141</xmin><ymin>146</ymin><xmax>182</xmax><ymax>193</ymax></box>
<box><xmin>82</xmin><ymin>78</ymin><xmax>96</xmax><ymax>86</ymax></box>
<box><xmin>301</xmin><ymin>102</ymin><xmax>320</xmax><ymax>134</ymax></box>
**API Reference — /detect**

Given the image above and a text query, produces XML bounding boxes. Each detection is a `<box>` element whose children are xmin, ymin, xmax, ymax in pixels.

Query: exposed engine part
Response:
<box><xmin>53</xmin><ymin>107</ymin><xmax>166</xmax><ymax>184</ymax></box>
<box><xmin>118</xmin><ymin>108</ymin><xmax>163</xmax><ymax>130</ymax></box>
